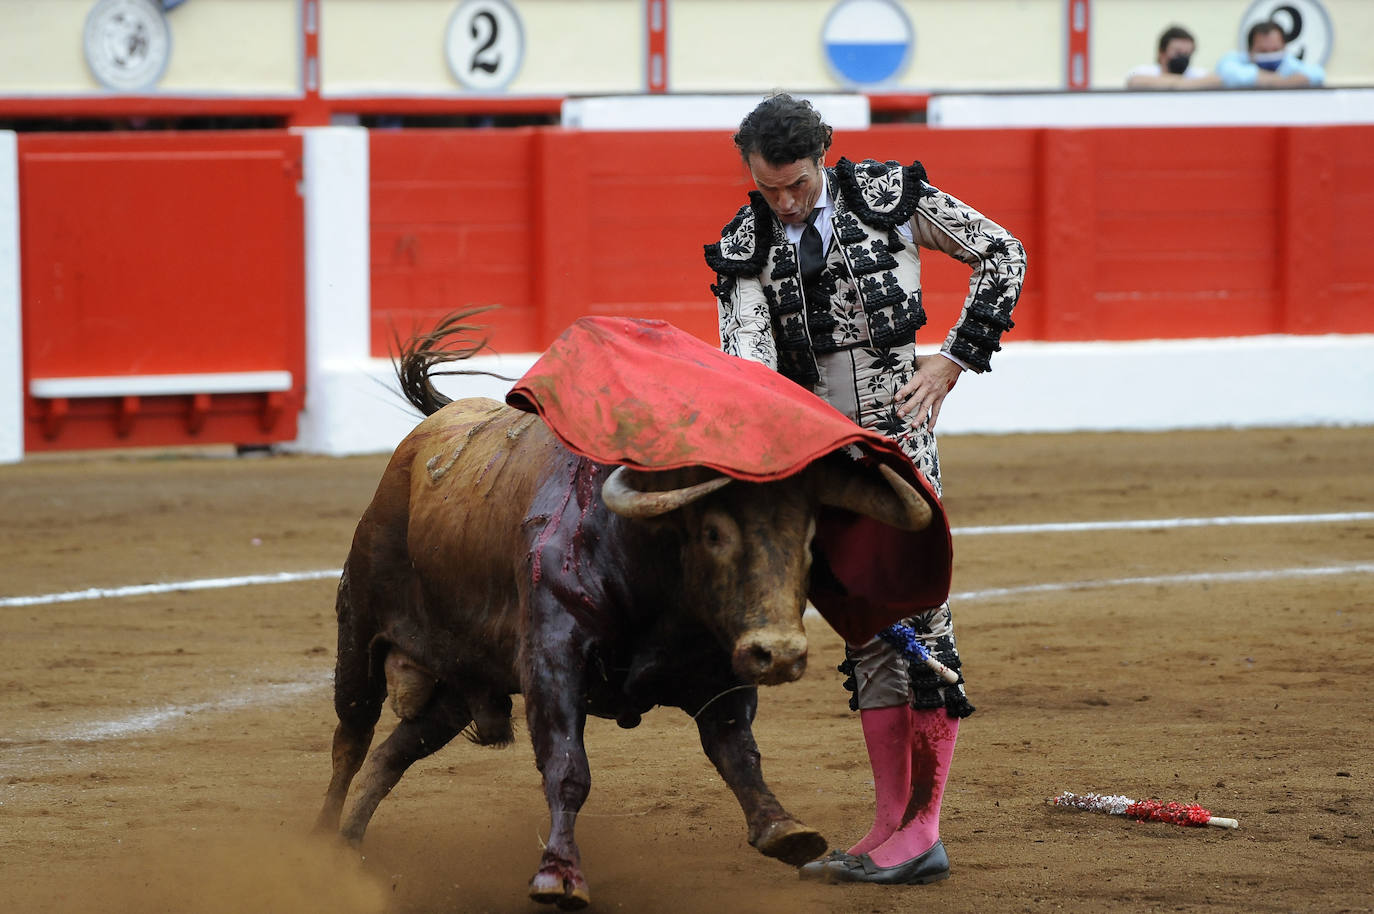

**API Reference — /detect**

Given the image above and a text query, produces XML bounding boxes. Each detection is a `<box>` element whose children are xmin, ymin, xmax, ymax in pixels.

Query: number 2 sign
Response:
<box><xmin>445</xmin><ymin>0</ymin><xmax>525</xmax><ymax>91</ymax></box>
<box><xmin>1239</xmin><ymin>0</ymin><xmax>1333</xmax><ymax>67</ymax></box>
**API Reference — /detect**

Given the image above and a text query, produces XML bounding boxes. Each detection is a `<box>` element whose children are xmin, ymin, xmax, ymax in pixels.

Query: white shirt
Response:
<box><xmin>1125</xmin><ymin>62</ymin><xmax>1210</xmax><ymax>82</ymax></box>
<box><xmin>782</xmin><ymin>179</ymin><xmax>834</xmax><ymax>250</ymax></box>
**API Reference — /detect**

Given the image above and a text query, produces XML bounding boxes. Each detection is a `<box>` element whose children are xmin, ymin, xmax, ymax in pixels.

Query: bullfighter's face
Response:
<box><xmin>747</xmin><ymin>153</ymin><xmax>825</xmax><ymax>226</ymax></box>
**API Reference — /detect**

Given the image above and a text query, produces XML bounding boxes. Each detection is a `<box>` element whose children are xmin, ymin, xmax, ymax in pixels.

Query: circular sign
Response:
<box><xmin>1239</xmin><ymin>0</ymin><xmax>1332</xmax><ymax>67</ymax></box>
<box><xmin>822</xmin><ymin>0</ymin><xmax>914</xmax><ymax>87</ymax></box>
<box><xmin>445</xmin><ymin>0</ymin><xmax>525</xmax><ymax>91</ymax></box>
<box><xmin>83</xmin><ymin>0</ymin><xmax>172</xmax><ymax>92</ymax></box>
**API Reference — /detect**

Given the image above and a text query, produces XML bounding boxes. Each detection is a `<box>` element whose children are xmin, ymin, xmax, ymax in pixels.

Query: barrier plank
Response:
<box><xmin>18</xmin><ymin>132</ymin><xmax>305</xmax><ymax>451</ymax></box>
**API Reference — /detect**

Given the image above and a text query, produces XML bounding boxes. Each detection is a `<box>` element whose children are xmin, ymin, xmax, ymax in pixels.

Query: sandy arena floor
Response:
<box><xmin>2</xmin><ymin>426</ymin><xmax>1371</xmax><ymax>914</ymax></box>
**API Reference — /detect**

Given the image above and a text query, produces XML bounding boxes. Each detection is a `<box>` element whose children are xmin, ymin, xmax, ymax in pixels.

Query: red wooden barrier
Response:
<box><xmin>16</xmin><ymin>123</ymin><xmax>1371</xmax><ymax>453</ymax></box>
<box><xmin>369</xmin><ymin>124</ymin><xmax>1374</xmax><ymax>356</ymax></box>
<box><xmin>370</xmin><ymin>129</ymin><xmax>542</xmax><ymax>354</ymax></box>
<box><xmin>19</xmin><ymin>132</ymin><xmax>305</xmax><ymax>451</ymax></box>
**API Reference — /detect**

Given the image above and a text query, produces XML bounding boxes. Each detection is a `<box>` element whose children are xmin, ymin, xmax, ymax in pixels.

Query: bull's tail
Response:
<box><xmin>395</xmin><ymin>307</ymin><xmax>515</xmax><ymax>417</ymax></box>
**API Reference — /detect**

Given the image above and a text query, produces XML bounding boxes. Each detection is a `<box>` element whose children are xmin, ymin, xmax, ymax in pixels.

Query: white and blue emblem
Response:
<box><xmin>822</xmin><ymin>0</ymin><xmax>914</xmax><ymax>87</ymax></box>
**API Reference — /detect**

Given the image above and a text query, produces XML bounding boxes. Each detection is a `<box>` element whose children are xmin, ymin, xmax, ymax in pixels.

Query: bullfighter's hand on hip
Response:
<box><xmin>896</xmin><ymin>355</ymin><xmax>962</xmax><ymax>431</ymax></box>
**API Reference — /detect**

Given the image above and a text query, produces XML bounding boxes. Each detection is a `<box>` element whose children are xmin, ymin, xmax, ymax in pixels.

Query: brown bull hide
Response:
<box><xmin>316</xmin><ymin>308</ymin><xmax>943</xmax><ymax>910</ymax></box>
<box><xmin>317</xmin><ymin>398</ymin><xmax>842</xmax><ymax>909</ymax></box>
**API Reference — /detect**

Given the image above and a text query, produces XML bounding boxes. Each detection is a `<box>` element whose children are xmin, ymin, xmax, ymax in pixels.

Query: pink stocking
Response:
<box><xmin>845</xmin><ymin>705</ymin><xmax>913</xmax><ymax>856</ymax></box>
<box><xmin>865</xmin><ymin>708</ymin><xmax>959</xmax><ymax>867</ymax></box>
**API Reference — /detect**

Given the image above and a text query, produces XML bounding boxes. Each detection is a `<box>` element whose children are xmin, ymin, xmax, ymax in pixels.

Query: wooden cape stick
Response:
<box><xmin>1049</xmin><ymin>791</ymin><xmax>1239</xmax><ymax>830</ymax></box>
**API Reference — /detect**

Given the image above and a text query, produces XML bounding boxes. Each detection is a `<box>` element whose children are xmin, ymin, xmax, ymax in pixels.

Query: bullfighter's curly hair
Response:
<box><xmin>732</xmin><ymin>92</ymin><xmax>833</xmax><ymax>166</ymax></box>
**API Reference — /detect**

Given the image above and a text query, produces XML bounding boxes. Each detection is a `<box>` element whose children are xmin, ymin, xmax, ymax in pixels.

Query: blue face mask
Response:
<box><xmin>1253</xmin><ymin>50</ymin><xmax>1286</xmax><ymax>71</ymax></box>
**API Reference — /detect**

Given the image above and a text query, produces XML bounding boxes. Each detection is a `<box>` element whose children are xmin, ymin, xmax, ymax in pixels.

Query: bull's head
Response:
<box><xmin>601</xmin><ymin>459</ymin><xmax>931</xmax><ymax>686</ymax></box>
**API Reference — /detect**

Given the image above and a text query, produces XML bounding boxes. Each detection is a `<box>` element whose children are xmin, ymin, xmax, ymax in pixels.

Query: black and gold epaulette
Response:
<box><xmin>834</xmin><ymin>157</ymin><xmax>936</xmax><ymax>229</ymax></box>
<box><xmin>704</xmin><ymin>192</ymin><xmax>774</xmax><ymax>276</ymax></box>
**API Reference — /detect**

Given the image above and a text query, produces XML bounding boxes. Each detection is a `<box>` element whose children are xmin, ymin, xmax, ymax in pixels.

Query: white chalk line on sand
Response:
<box><xmin>950</xmin><ymin>561</ymin><xmax>1374</xmax><ymax>603</ymax></box>
<box><xmin>954</xmin><ymin>510</ymin><xmax>1374</xmax><ymax>537</ymax></box>
<box><xmin>7</xmin><ymin>675</ymin><xmax>332</xmax><ymax>747</ymax></box>
<box><xmin>1</xmin><ymin>569</ymin><xmax>342</xmax><ymax>609</ymax></box>
<box><xmin>9</xmin><ymin>560</ymin><xmax>1374</xmax><ymax>746</ymax></box>
<box><xmin>3</xmin><ymin>511</ymin><xmax>1371</xmax><ymax>611</ymax></box>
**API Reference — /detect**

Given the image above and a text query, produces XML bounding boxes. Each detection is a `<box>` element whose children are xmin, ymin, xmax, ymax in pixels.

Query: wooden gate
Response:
<box><xmin>19</xmin><ymin>132</ymin><xmax>305</xmax><ymax>452</ymax></box>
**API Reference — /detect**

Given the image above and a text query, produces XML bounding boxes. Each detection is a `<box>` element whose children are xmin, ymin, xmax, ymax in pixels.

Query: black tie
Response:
<box><xmin>799</xmin><ymin>209</ymin><xmax>825</xmax><ymax>286</ymax></box>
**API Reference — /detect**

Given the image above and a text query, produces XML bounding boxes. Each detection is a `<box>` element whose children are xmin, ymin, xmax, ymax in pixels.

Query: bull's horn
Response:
<box><xmin>601</xmin><ymin>466</ymin><xmax>733</xmax><ymax>518</ymax></box>
<box><xmin>816</xmin><ymin>462</ymin><xmax>932</xmax><ymax>532</ymax></box>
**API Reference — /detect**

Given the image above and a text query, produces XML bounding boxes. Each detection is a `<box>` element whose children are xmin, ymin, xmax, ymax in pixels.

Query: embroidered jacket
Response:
<box><xmin>705</xmin><ymin>158</ymin><xmax>1026</xmax><ymax>385</ymax></box>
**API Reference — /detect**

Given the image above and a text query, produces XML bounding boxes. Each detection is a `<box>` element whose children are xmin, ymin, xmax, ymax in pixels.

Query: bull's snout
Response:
<box><xmin>732</xmin><ymin>631</ymin><xmax>809</xmax><ymax>685</ymax></box>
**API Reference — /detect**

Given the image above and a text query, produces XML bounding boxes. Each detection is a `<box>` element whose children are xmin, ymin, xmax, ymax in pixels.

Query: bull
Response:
<box><xmin>315</xmin><ymin>316</ymin><xmax>934</xmax><ymax>909</ymax></box>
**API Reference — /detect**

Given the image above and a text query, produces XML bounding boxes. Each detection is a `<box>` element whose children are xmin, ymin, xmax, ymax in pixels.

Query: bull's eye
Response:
<box><xmin>699</xmin><ymin>512</ymin><xmax>737</xmax><ymax>552</ymax></box>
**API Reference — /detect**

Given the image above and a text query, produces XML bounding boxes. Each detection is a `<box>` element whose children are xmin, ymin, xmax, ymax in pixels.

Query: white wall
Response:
<box><xmin>5</xmin><ymin>1</ymin><xmax>1373</xmax><ymax>99</ymax></box>
<box><xmin>0</xmin><ymin>131</ymin><xmax>20</xmax><ymax>464</ymax></box>
<box><xmin>669</xmin><ymin>0</ymin><xmax>1065</xmax><ymax>92</ymax></box>
<box><xmin>562</xmin><ymin>93</ymin><xmax>870</xmax><ymax>129</ymax></box>
<box><xmin>937</xmin><ymin>335</ymin><xmax>1374</xmax><ymax>435</ymax></box>
<box><xmin>0</xmin><ymin>0</ymin><xmax>298</xmax><ymax>94</ymax></box>
<box><xmin>928</xmin><ymin>87</ymin><xmax>1374</xmax><ymax>127</ymax></box>
<box><xmin>287</xmin><ymin>337</ymin><xmax>1374</xmax><ymax>459</ymax></box>
<box><xmin>322</xmin><ymin>0</ymin><xmax>645</xmax><ymax>96</ymax></box>
<box><xmin>287</xmin><ymin>126</ymin><xmax>372</xmax><ymax>456</ymax></box>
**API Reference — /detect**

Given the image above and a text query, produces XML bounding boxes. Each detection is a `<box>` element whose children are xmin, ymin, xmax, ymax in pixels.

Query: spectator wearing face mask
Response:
<box><xmin>1126</xmin><ymin>25</ymin><xmax>1220</xmax><ymax>89</ymax></box>
<box><xmin>1216</xmin><ymin>20</ymin><xmax>1325</xmax><ymax>88</ymax></box>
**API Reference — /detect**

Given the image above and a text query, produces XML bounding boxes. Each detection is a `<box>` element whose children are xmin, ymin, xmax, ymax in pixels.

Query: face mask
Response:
<box><xmin>1165</xmin><ymin>53</ymin><xmax>1192</xmax><ymax>75</ymax></box>
<box><xmin>1253</xmin><ymin>50</ymin><xmax>1286</xmax><ymax>71</ymax></box>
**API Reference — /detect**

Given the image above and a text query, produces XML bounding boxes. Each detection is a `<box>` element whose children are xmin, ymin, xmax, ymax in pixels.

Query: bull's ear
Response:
<box><xmin>602</xmin><ymin>466</ymin><xmax>733</xmax><ymax>518</ymax></box>
<box><xmin>812</xmin><ymin>458</ymin><xmax>932</xmax><ymax>531</ymax></box>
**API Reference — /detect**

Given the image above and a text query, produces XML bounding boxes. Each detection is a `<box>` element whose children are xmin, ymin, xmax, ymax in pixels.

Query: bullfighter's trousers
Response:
<box><xmin>814</xmin><ymin>347</ymin><xmax>975</xmax><ymax>719</ymax></box>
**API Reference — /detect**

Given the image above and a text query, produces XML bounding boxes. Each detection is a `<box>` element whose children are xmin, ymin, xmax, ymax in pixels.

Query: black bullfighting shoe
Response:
<box><xmin>804</xmin><ymin>840</ymin><xmax>950</xmax><ymax>885</ymax></box>
<box><xmin>798</xmin><ymin>849</ymin><xmax>850</xmax><ymax>881</ymax></box>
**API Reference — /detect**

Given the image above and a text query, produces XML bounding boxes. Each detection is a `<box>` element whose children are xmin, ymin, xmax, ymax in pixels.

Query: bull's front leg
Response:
<box><xmin>523</xmin><ymin>619</ymin><xmax>594</xmax><ymax>910</ymax></box>
<box><xmin>694</xmin><ymin>684</ymin><xmax>828</xmax><ymax>866</ymax></box>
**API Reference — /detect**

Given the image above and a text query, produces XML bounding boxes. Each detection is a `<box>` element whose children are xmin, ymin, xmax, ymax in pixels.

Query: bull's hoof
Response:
<box><xmin>752</xmin><ymin>819</ymin><xmax>828</xmax><ymax>866</ymax></box>
<box><xmin>529</xmin><ymin>867</ymin><xmax>591</xmax><ymax>910</ymax></box>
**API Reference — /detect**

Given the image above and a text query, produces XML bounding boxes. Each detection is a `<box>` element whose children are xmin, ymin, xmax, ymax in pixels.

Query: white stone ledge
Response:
<box><xmin>29</xmin><ymin>371</ymin><xmax>294</xmax><ymax>399</ymax></box>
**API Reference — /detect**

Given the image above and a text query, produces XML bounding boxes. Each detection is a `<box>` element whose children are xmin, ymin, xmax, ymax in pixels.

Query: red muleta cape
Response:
<box><xmin>505</xmin><ymin>316</ymin><xmax>953</xmax><ymax>645</ymax></box>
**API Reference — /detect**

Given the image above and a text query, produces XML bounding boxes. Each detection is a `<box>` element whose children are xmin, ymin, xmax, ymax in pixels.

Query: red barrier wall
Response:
<box><xmin>19</xmin><ymin>132</ymin><xmax>305</xmax><ymax>451</ymax></box>
<box><xmin>370</xmin><ymin>129</ymin><xmax>542</xmax><ymax>352</ymax></box>
<box><xmin>15</xmin><ymin>124</ymin><xmax>1370</xmax><ymax>453</ymax></box>
<box><xmin>369</xmin><ymin>124</ymin><xmax>1374</xmax><ymax>355</ymax></box>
